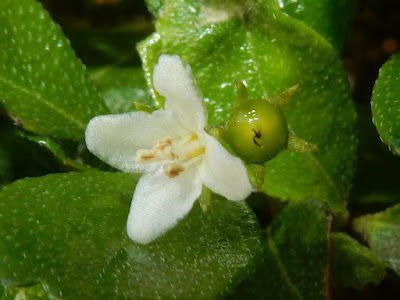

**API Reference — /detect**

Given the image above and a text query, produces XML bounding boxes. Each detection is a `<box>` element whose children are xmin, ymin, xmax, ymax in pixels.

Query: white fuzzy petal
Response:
<box><xmin>127</xmin><ymin>167</ymin><xmax>202</xmax><ymax>244</ymax></box>
<box><xmin>200</xmin><ymin>134</ymin><xmax>254</xmax><ymax>200</ymax></box>
<box><xmin>85</xmin><ymin>110</ymin><xmax>181</xmax><ymax>172</ymax></box>
<box><xmin>153</xmin><ymin>55</ymin><xmax>206</xmax><ymax>131</ymax></box>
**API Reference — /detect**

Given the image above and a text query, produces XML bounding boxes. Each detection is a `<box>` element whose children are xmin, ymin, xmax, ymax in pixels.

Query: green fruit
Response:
<box><xmin>228</xmin><ymin>100</ymin><xmax>288</xmax><ymax>164</ymax></box>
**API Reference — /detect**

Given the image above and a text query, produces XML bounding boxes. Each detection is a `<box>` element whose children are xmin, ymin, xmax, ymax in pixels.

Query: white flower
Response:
<box><xmin>85</xmin><ymin>55</ymin><xmax>253</xmax><ymax>244</ymax></box>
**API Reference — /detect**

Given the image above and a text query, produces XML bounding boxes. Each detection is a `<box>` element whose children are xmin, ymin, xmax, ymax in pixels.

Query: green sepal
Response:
<box><xmin>134</xmin><ymin>102</ymin><xmax>157</xmax><ymax>113</ymax></box>
<box><xmin>198</xmin><ymin>185</ymin><xmax>212</xmax><ymax>212</ymax></box>
<box><xmin>270</xmin><ymin>84</ymin><xmax>299</xmax><ymax>108</ymax></box>
<box><xmin>205</xmin><ymin>124</ymin><xmax>228</xmax><ymax>141</ymax></box>
<box><xmin>246</xmin><ymin>164</ymin><xmax>265</xmax><ymax>191</ymax></box>
<box><xmin>287</xmin><ymin>133</ymin><xmax>319</xmax><ymax>153</ymax></box>
<box><xmin>233</xmin><ymin>80</ymin><xmax>250</xmax><ymax>109</ymax></box>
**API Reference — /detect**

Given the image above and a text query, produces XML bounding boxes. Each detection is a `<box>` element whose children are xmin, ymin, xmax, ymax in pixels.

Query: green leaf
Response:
<box><xmin>353</xmin><ymin>203</ymin><xmax>400</xmax><ymax>276</ymax></box>
<box><xmin>64</xmin><ymin>22</ymin><xmax>154</xmax><ymax>67</ymax></box>
<box><xmin>350</xmin><ymin>105</ymin><xmax>400</xmax><ymax>209</ymax></box>
<box><xmin>371</xmin><ymin>52</ymin><xmax>400</xmax><ymax>155</ymax></box>
<box><xmin>89</xmin><ymin>67</ymin><xmax>153</xmax><ymax>114</ymax></box>
<box><xmin>0</xmin><ymin>118</ymin><xmax>61</xmax><ymax>180</ymax></box>
<box><xmin>139</xmin><ymin>0</ymin><xmax>357</xmax><ymax>214</ymax></box>
<box><xmin>18</xmin><ymin>131</ymin><xmax>93</xmax><ymax>171</ymax></box>
<box><xmin>145</xmin><ymin>0</ymin><xmax>166</xmax><ymax>17</ymax></box>
<box><xmin>2</xmin><ymin>284</ymin><xmax>49</xmax><ymax>300</ymax></box>
<box><xmin>145</xmin><ymin>0</ymin><xmax>355</xmax><ymax>53</ymax></box>
<box><xmin>0</xmin><ymin>0</ymin><xmax>109</xmax><ymax>141</ymax></box>
<box><xmin>276</xmin><ymin>0</ymin><xmax>355</xmax><ymax>53</ymax></box>
<box><xmin>231</xmin><ymin>199</ymin><xmax>331</xmax><ymax>300</ymax></box>
<box><xmin>0</xmin><ymin>140</ymin><xmax>12</xmax><ymax>187</ymax></box>
<box><xmin>0</xmin><ymin>172</ymin><xmax>262</xmax><ymax>299</ymax></box>
<box><xmin>330</xmin><ymin>232</ymin><xmax>386</xmax><ymax>289</ymax></box>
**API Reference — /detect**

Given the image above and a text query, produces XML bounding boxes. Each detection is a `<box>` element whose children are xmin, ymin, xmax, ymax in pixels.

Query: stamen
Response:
<box><xmin>188</xmin><ymin>134</ymin><xmax>198</xmax><ymax>142</ymax></box>
<box><xmin>136</xmin><ymin>149</ymin><xmax>157</xmax><ymax>162</ymax></box>
<box><xmin>164</xmin><ymin>163</ymin><xmax>184</xmax><ymax>178</ymax></box>
<box><xmin>176</xmin><ymin>134</ymin><xmax>199</xmax><ymax>147</ymax></box>
<box><xmin>155</xmin><ymin>136</ymin><xmax>173</xmax><ymax>150</ymax></box>
<box><xmin>185</xmin><ymin>146</ymin><xmax>206</xmax><ymax>159</ymax></box>
<box><xmin>164</xmin><ymin>146</ymin><xmax>178</xmax><ymax>160</ymax></box>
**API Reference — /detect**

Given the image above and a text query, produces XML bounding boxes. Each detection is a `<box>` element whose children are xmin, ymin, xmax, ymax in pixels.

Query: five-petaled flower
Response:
<box><xmin>85</xmin><ymin>55</ymin><xmax>253</xmax><ymax>244</ymax></box>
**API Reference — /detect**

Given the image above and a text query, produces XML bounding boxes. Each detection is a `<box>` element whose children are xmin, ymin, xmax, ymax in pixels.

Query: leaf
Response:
<box><xmin>88</xmin><ymin>67</ymin><xmax>153</xmax><ymax>114</ymax></box>
<box><xmin>371</xmin><ymin>52</ymin><xmax>400</xmax><ymax>155</ymax></box>
<box><xmin>0</xmin><ymin>0</ymin><xmax>109</xmax><ymax>141</ymax></box>
<box><xmin>350</xmin><ymin>105</ymin><xmax>400</xmax><ymax>209</ymax></box>
<box><xmin>1</xmin><ymin>284</ymin><xmax>49</xmax><ymax>300</ymax></box>
<box><xmin>0</xmin><ymin>119</ymin><xmax>61</xmax><ymax>181</ymax></box>
<box><xmin>231</xmin><ymin>199</ymin><xmax>331</xmax><ymax>300</ymax></box>
<box><xmin>18</xmin><ymin>131</ymin><xmax>93</xmax><ymax>172</ymax></box>
<box><xmin>138</xmin><ymin>0</ymin><xmax>358</xmax><ymax>214</ymax></box>
<box><xmin>0</xmin><ymin>140</ymin><xmax>12</xmax><ymax>187</ymax></box>
<box><xmin>330</xmin><ymin>232</ymin><xmax>386</xmax><ymax>289</ymax></box>
<box><xmin>276</xmin><ymin>0</ymin><xmax>355</xmax><ymax>53</ymax></box>
<box><xmin>353</xmin><ymin>203</ymin><xmax>400</xmax><ymax>276</ymax></box>
<box><xmin>145</xmin><ymin>0</ymin><xmax>166</xmax><ymax>17</ymax></box>
<box><xmin>0</xmin><ymin>172</ymin><xmax>262</xmax><ymax>299</ymax></box>
<box><xmin>64</xmin><ymin>23</ymin><xmax>154</xmax><ymax>67</ymax></box>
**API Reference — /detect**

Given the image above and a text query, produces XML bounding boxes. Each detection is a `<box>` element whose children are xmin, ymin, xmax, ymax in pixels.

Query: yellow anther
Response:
<box><xmin>185</xmin><ymin>146</ymin><xmax>206</xmax><ymax>159</ymax></box>
<box><xmin>163</xmin><ymin>163</ymin><xmax>184</xmax><ymax>178</ymax></box>
<box><xmin>187</xmin><ymin>134</ymin><xmax>198</xmax><ymax>143</ymax></box>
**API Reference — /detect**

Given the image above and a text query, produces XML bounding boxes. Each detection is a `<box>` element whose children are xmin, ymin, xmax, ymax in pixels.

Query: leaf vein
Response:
<box><xmin>0</xmin><ymin>75</ymin><xmax>85</xmax><ymax>130</ymax></box>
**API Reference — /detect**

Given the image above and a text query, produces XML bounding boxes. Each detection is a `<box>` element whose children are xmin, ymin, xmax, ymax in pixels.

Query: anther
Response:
<box><xmin>164</xmin><ymin>163</ymin><xmax>184</xmax><ymax>178</ymax></box>
<box><xmin>136</xmin><ymin>149</ymin><xmax>157</xmax><ymax>162</ymax></box>
<box><xmin>155</xmin><ymin>136</ymin><xmax>173</xmax><ymax>150</ymax></box>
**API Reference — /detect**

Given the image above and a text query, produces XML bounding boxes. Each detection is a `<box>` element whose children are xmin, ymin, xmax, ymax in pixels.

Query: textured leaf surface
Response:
<box><xmin>19</xmin><ymin>132</ymin><xmax>93</xmax><ymax>171</ymax></box>
<box><xmin>64</xmin><ymin>23</ymin><xmax>153</xmax><ymax>67</ymax></box>
<box><xmin>231</xmin><ymin>199</ymin><xmax>331</xmax><ymax>300</ymax></box>
<box><xmin>330</xmin><ymin>232</ymin><xmax>386</xmax><ymax>289</ymax></box>
<box><xmin>0</xmin><ymin>0</ymin><xmax>109</xmax><ymax>141</ymax></box>
<box><xmin>89</xmin><ymin>67</ymin><xmax>153</xmax><ymax>114</ymax></box>
<box><xmin>0</xmin><ymin>172</ymin><xmax>262</xmax><ymax>299</ymax></box>
<box><xmin>0</xmin><ymin>141</ymin><xmax>11</xmax><ymax>187</ymax></box>
<box><xmin>371</xmin><ymin>52</ymin><xmax>400</xmax><ymax>155</ymax></box>
<box><xmin>353</xmin><ymin>203</ymin><xmax>400</xmax><ymax>276</ymax></box>
<box><xmin>139</xmin><ymin>0</ymin><xmax>357</xmax><ymax>213</ymax></box>
<box><xmin>350</xmin><ymin>105</ymin><xmax>400</xmax><ymax>208</ymax></box>
<box><xmin>1</xmin><ymin>284</ymin><xmax>48</xmax><ymax>300</ymax></box>
<box><xmin>276</xmin><ymin>0</ymin><xmax>355</xmax><ymax>53</ymax></box>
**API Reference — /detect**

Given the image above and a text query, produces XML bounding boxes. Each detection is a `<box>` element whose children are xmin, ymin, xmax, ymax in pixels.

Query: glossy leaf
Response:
<box><xmin>1</xmin><ymin>284</ymin><xmax>49</xmax><ymax>300</ymax></box>
<box><xmin>371</xmin><ymin>52</ymin><xmax>400</xmax><ymax>155</ymax></box>
<box><xmin>19</xmin><ymin>131</ymin><xmax>93</xmax><ymax>171</ymax></box>
<box><xmin>138</xmin><ymin>0</ymin><xmax>357</xmax><ymax>213</ymax></box>
<box><xmin>276</xmin><ymin>0</ymin><xmax>355</xmax><ymax>53</ymax></box>
<box><xmin>64</xmin><ymin>23</ymin><xmax>153</xmax><ymax>67</ymax></box>
<box><xmin>0</xmin><ymin>172</ymin><xmax>262</xmax><ymax>299</ymax></box>
<box><xmin>353</xmin><ymin>203</ymin><xmax>400</xmax><ymax>276</ymax></box>
<box><xmin>330</xmin><ymin>232</ymin><xmax>386</xmax><ymax>289</ymax></box>
<box><xmin>0</xmin><ymin>141</ymin><xmax>11</xmax><ymax>187</ymax></box>
<box><xmin>89</xmin><ymin>67</ymin><xmax>153</xmax><ymax>114</ymax></box>
<box><xmin>0</xmin><ymin>0</ymin><xmax>109</xmax><ymax>141</ymax></box>
<box><xmin>350</xmin><ymin>105</ymin><xmax>400</xmax><ymax>209</ymax></box>
<box><xmin>231</xmin><ymin>199</ymin><xmax>331</xmax><ymax>300</ymax></box>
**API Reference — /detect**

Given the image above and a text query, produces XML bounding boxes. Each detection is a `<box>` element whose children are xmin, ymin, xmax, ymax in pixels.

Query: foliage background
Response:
<box><xmin>1</xmin><ymin>0</ymin><xmax>400</xmax><ymax>299</ymax></box>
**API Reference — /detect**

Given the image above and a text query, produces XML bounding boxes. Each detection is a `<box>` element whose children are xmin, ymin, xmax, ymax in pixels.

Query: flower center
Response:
<box><xmin>135</xmin><ymin>134</ymin><xmax>206</xmax><ymax>178</ymax></box>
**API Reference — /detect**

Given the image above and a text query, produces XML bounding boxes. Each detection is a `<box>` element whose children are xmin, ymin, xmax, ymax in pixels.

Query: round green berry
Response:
<box><xmin>227</xmin><ymin>100</ymin><xmax>288</xmax><ymax>164</ymax></box>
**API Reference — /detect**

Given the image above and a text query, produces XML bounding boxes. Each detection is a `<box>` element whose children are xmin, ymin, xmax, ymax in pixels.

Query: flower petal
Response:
<box><xmin>127</xmin><ymin>167</ymin><xmax>202</xmax><ymax>244</ymax></box>
<box><xmin>153</xmin><ymin>55</ymin><xmax>206</xmax><ymax>131</ymax></box>
<box><xmin>199</xmin><ymin>134</ymin><xmax>254</xmax><ymax>200</ymax></box>
<box><xmin>85</xmin><ymin>110</ymin><xmax>181</xmax><ymax>172</ymax></box>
